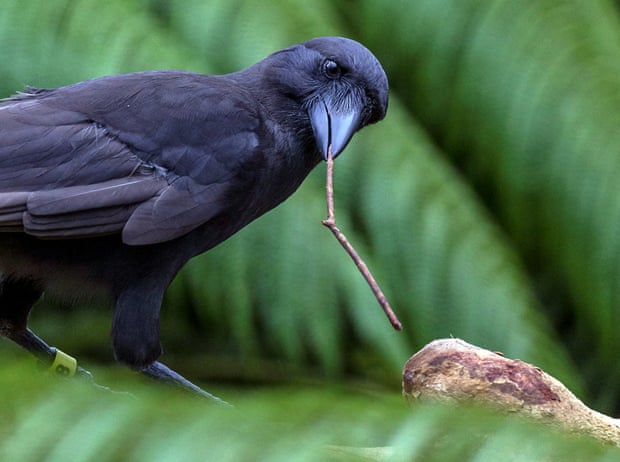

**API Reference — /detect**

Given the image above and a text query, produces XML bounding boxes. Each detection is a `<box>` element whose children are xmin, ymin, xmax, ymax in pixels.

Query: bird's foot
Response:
<box><xmin>39</xmin><ymin>347</ymin><xmax>134</xmax><ymax>397</ymax></box>
<box><xmin>140</xmin><ymin>361</ymin><xmax>230</xmax><ymax>406</ymax></box>
<box><xmin>3</xmin><ymin>327</ymin><xmax>132</xmax><ymax>397</ymax></box>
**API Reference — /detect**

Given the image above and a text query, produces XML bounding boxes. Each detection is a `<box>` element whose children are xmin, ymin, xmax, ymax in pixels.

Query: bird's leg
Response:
<box><xmin>13</xmin><ymin>327</ymin><xmax>88</xmax><ymax>376</ymax></box>
<box><xmin>0</xmin><ymin>276</ymin><xmax>96</xmax><ymax>381</ymax></box>
<box><xmin>113</xmin><ymin>286</ymin><xmax>229</xmax><ymax>405</ymax></box>
<box><xmin>140</xmin><ymin>361</ymin><xmax>230</xmax><ymax>406</ymax></box>
<box><xmin>0</xmin><ymin>276</ymin><xmax>54</xmax><ymax>364</ymax></box>
<box><xmin>0</xmin><ymin>275</ymin><xmax>43</xmax><ymax>333</ymax></box>
<box><xmin>6</xmin><ymin>326</ymin><xmax>96</xmax><ymax>379</ymax></box>
<box><xmin>5</xmin><ymin>326</ymin><xmax>133</xmax><ymax>397</ymax></box>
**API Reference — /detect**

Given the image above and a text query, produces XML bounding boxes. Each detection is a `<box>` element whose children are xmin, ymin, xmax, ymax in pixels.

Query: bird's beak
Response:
<box><xmin>309</xmin><ymin>97</ymin><xmax>364</xmax><ymax>160</ymax></box>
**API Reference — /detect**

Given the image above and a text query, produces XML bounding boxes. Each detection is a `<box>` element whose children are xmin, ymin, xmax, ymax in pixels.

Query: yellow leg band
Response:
<box><xmin>49</xmin><ymin>349</ymin><xmax>77</xmax><ymax>377</ymax></box>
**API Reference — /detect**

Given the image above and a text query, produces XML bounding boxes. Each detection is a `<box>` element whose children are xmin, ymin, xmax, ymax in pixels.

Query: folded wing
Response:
<box><xmin>0</xmin><ymin>90</ymin><xmax>233</xmax><ymax>245</ymax></box>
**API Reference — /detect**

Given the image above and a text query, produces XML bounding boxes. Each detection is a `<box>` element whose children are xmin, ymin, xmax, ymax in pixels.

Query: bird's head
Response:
<box><xmin>263</xmin><ymin>37</ymin><xmax>389</xmax><ymax>160</ymax></box>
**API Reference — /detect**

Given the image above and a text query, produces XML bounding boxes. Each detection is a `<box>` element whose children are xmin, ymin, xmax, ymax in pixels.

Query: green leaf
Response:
<box><xmin>0</xmin><ymin>356</ymin><xmax>617</xmax><ymax>462</ymax></box>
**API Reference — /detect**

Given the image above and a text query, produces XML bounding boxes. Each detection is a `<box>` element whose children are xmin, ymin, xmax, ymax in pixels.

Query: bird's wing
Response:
<box><xmin>0</xmin><ymin>101</ymin><xmax>166</xmax><ymax>239</ymax></box>
<box><xmin>0</xmin><ymin>75</ymin><xmax>262</xmax><ymax>244</ymax></box>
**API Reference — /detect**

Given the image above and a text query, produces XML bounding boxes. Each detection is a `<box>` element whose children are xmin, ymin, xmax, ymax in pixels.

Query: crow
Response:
<box><xmin>0</xmin><ymin>36</ymin><xmax>388</xmax><ymax>402</ymax></box>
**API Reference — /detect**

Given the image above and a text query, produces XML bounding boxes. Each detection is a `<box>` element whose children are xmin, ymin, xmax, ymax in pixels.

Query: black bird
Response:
<box><xmin>0</xmin><ymin>36</ymin><xmax>388</xmax><ymax>402</ymax></box>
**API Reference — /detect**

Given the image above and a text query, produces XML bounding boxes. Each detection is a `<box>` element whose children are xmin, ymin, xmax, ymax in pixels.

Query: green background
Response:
<box><xmin>2</xmin><ymin>1</ymin><xmax>620</xmax><ymax>459</ymax></box>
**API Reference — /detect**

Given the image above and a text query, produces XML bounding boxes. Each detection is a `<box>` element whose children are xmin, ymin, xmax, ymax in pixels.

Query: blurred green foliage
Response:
<box><xmin>2</xmin><ymin>353</ymin><xmax>619</xmax><ymax>462</ymax></box>
<box><xmin>3</xmin><ymin>0</ymin><xmax>620</xmax><ymax>459</ymax></box>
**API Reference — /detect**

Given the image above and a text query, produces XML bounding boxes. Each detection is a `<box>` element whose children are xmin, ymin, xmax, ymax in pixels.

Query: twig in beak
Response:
<box><xmin>321</xmin><ymin>146</ymin><xmax>402</xmax><ymax>331</ymax></box>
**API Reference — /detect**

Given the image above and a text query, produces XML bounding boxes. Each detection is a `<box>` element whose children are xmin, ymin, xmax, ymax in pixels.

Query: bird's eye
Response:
<box><xmin>323</xmin><ymin>60</ymin><xmax>341</xmax><ymax>79</ymax></box>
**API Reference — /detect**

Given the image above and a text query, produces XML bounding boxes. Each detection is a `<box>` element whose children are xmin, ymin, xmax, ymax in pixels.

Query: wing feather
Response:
<box><xmin>123</xmin><ymin>179</ymin><xmax>229</xmax><ymax>245</ymax></box>
<box><xmin>0</xmin><ymin>73</ymin><xmax>264</xmax><ymax>244</ymax></box>
<box><xmin>27</xmin><ymin>177</ymin><xmax>168</xmax><ymax>215</ymax></box>
<box><xmin>0</xmin><ymin>98</ymin><xmax>170</xmax><ymax>239</ymax></box>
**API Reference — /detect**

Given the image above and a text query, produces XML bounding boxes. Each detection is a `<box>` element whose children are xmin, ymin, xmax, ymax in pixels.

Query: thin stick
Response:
<box><xmin>321</xmin><ymin>147</ymin><xmax>402</xmax><ymax>331</ymax></box>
